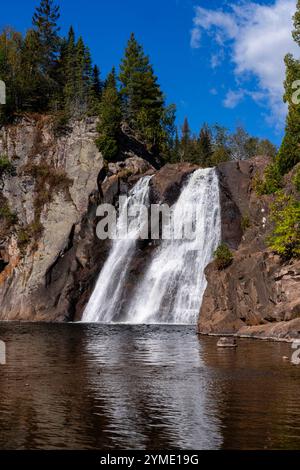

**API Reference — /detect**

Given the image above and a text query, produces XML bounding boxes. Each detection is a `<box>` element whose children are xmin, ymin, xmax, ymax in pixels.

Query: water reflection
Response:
<box><xmin>0</xmin><ymin>324</ymin><xmax>299</xmax><ymax>449</ymax></box>
<box><xmin>84</xmin><ymin>326</ymin><xmax>222</xmax><ymax>449</ymax></box>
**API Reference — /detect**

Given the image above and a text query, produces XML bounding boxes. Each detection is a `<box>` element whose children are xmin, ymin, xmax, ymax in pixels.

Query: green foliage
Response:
<box><xmin>96</xmin><ymin>68</ymin><xmax>122</xmax><ymax>161</ymax></box>
<box><xmin>179</xmin><ymin>117</ymin><xmax>191</xmax><ymax>161</ymax></box>
<box><xmin>0</xmin><ymin>201</ymin><xmax>18</xmax><ymax>225</ymax></box>
<box><xmin>277</xmin><ymin>2</ymin><xmax>300</xmax><ymax>175</ymax></box>
<box><xmin>174</xmin><ymin>121</ymin><xmax>276</xmax><ymax>166</ymax></box>
<box><xmin>241</xmin><ymin>214</ymin><xmax>251</xmax><ymax>232</ymax></box>
<box><xmin>0</xmin><ymin>155</ymin><xmax>14</xmax><ymax>177</ymax></box>
<box><xmin>210</xmin><ymin>125</ymin><xmax>231</xmax><ymax>165</ymax></box>
<box><xmin>256</xmin><ymin>139</ymin><xmax>278</xmax><ymax>159</ymax></box>
<box><xmin>211</xmin><ymin>146</ymin><xmax>230</xmax><ymax>165</ymax></box>
<box><xmin>277</xmin><ymin>106</ymin><xmax>300</xmax><ymax>175</ymax></box>
<box><xmin>31</xmin><ymin>0</ymin><xmax>61</xmax><ymax>109</ymax></box>
<box><xmin>22</xmin><ymin>162</ymin><xmax>72</xmax><ymax>225</ymax></box>
<box><xmin>119</xmin><ymin>33</ymin><xmax>175</xmax><ymax>154</ymax></box>
<box><xmin>293</xmin><ymin>166</ymin><xmax>300</xmax><ymax>191</ymax></box>
<box><xmin>32</xmin><ymin>0</ymin><xmax>60</xmax><ymax>65</ymax></box>
<box><xmin>267</xmin><ymin>192</ymin><xmax>300</xmax><ymax>260</ymax></box>
<box><xmin>0</xmin><ymin>2</ymin><xmax>101</xmax><ymax>123</ymax></box>
<box><xmin>253</xmin><ymin>162</ymin><xmax>283</xmax><ymax>195</ymax></box>
<box><xmin>214</xmin><ymin>244</ymin><xmax>234</xmax><ymax>270</ymax></box>
<box><xmin>197</xmin><ymin>124</ymin><xmax>213</xmax><ymax>166</ymax></box>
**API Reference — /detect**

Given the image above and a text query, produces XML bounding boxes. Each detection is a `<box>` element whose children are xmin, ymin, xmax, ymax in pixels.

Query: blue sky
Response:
<box><xmin>1</xmin><ymin>0</ymin><xmax>298</xmax><ymax>144</ymax></box>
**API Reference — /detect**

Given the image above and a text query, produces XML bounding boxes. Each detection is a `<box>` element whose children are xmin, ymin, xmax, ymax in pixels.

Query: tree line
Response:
<box><xmin>171</xmin><ymin>119</ymin><xmax>277</xmax><ymax>165</ymax></box>
<box><xmin>0</xmin><ymin>0</ymin><xmax>279</xmax><ymax>166</ymax></box>
<box><xmin>0</xmin><ymin>0</ymin><xmax>176</xmax><ymax>161</ymax></box>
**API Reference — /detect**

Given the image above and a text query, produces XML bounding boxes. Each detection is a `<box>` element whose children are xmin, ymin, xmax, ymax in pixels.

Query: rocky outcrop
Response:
<box><xmin>199</xmin><ymin>157</ymin><xmax>300</xmax><ymax>341</ymax></box>
<box><xmin>0</xmin><ymin>115</ymin><xmax>155</xmax><ymax>321</ymax></box>
<box><xmin>149</xmin><ymin>163</ymin><xmax>199</xmax><ymax>205</ymax></box>
<box><xmin>0</xmin><ymin>116</ymin><xmax>104</xmax><ymax>320</ymax></box>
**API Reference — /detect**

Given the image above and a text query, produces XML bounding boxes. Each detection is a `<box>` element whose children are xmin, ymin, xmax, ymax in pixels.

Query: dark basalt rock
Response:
<box><xmin>149</xmin><ymin>163</ymin><xmax>199</xmax><ymax>205</ymax></box>
<box><xmin>199</xmin><ymin>156</ymin><xmax>300</xmax><ymax>342</ymax></box>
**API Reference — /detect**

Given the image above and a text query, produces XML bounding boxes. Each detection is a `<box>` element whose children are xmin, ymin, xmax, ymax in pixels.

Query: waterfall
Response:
<box><xmin>125</xmin><ymin>168</ymin><xmax>221</xmax><ymax>324</ymax></box>
<box><xmin>82</xmin><ymin>176</ymin><xmax>152</xmax><ymax>323</ymax></box>
<box><xmin>82</xmin><ymin>168</ymin><xmax>221</xmax><ymax>324</ymax></box>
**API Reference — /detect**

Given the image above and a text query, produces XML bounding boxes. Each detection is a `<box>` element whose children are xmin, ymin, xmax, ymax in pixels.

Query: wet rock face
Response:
<box><xmin>199</xmin><ymin>156</ymin><xmax>300</xmax><ymax>341</ymax></box>
<box><xmin>149</xmin><ymin>163</ymin><xmax>199</xmax><ymax>205</ymax></box>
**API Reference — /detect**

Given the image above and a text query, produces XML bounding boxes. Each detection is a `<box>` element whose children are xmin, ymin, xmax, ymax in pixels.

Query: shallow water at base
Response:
<box><xmin>0</xmin><ymin>323</ymin><xmax>299</xmax><ymax>450</ymax></box>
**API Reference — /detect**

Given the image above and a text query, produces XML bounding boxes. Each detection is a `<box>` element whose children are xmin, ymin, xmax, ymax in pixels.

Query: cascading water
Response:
<box><xmin>82</xmin><ymin>168</ymin><xmax>221</xmax><ymax>324</ymax></box>
<box><xmin>125</xmin><ymin>168</ymin><xmax>221</xmax><ymax>324</ymax></box>
<box><xmin>82</xmin><ymin>176</ymin><xmax>152</xmax><ymax>323</ymax></box>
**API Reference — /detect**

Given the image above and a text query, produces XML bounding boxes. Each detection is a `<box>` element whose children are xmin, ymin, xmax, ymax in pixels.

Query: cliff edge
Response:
<box><xmin>199</xmin><ymin>157</ymin><xmax>300</xmax><ymax>341</ymax></box>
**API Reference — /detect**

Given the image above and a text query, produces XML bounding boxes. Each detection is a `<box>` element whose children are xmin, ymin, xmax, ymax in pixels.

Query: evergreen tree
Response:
<box><xmin>170</xmin><ymin>128</ymin><xmax>181</xmax><ymax>162</ymax></box>
<box><xmin>32</xmin><ymin>0</ymin><xmax>60</xmax><ymax>73</ymax></box>
<box><xmin>91</xmin><ymin>65</ymin><xmax>102</xmax><ymax>96</ymax></box>
<box><xmin>180</xmin><ymin>117</ymin><xmax>191</xmax><ymax>161</ymax></box>
<box><xmin>89</xmin><ymin>64</ymin><xmax>102</xmax><ymax>114</ymax></box>
<box><xmin>74</xmin><ymin>37</ymin><xmax>92</xmax><ymax>116</ymax></box>
<box><xmin>0</xmin><ymin>28</ymin><xmax>26</xmax><ymax>119</ymax></box>
<box><xmin>197</xmin><ymin>124</ymin><xmax>213</xmax><ymax>166</ymax></box>
<box><xmin>63</xmin><ymin>26</ymin><xmax>76</xmax><ymax>115</ymax></box>
<box><xmin>31</xmin><ymin>0</ymin><xmax>61</xmax><ymax>108</ymax></box>
<box><xmin>62</xmin><ymin>32</ymin><xmax>93</xmax><ymax>118</ymax></box>
<box><xmin>96</xmin><ymin>68</ymin><xmax>122</xmax><ymax>161</ymax></box>
<box><xmin>21</xmin><ymin>29</ymin><xmax>46</xmax><ymax>110</ymax></box>
<box><xmin>277</xmin><ymin>1</ymin><xmax>300</xmax><ymax>174</ymax></box>
<box><xmin>119</xmin><ymin>33</ymin><xmax>166</xmax><ymax>151</ymax></box>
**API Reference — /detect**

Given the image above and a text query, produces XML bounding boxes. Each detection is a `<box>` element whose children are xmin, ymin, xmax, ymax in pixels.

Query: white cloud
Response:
<box><xmin>191</xmin><ymin>0</ymin><xmax>298</xmax><ymax>127</ymax></box>
<box><xmin>223</xmin><ymin>89</ymin><xmax>245</xmax><ymax>108</ymax></box>
<box><xmin>210</xmin><ymin>51</ymin><xmax>224</xmax><ymax>68</ymax></box>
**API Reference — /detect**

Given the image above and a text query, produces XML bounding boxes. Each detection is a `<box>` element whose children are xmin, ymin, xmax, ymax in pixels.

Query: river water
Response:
<box><xmin>0</xmin><ymin>323</ymin><xmax>299</xmax><ymax>450</ymax></box>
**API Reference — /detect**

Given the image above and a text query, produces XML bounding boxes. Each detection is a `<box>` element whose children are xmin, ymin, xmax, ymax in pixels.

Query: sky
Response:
<box><xmin>0</xmin><ymin>0</ymin><xmax>299</xmax><ymax>145</ymax></box>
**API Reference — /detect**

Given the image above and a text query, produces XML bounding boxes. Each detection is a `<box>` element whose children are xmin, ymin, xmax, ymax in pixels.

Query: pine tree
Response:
<box><xmin>96</xmin><ymin>68</ymin><xmax>122</xmax><ymax>161</ymax></box>
<box><xmin>180</xmin><ymin>117</ymin><xmax>191</xmax><ymax>161</ymax></box>
<box><xmin>277</xmin><ymin>1</ymin><xmax>300</xmax><ymax>174</ymax></box>
<box><xmin>21</xmin><ymin>29</ymin><xmax>46</xmax><ymax>110</ymax></box>
<box><xmin>91</xmin><ymin>65</ymin><xmax>102</xmax><ymax>96</ymax></box>
<box><xmin>62</xmin><ymin>33</ymin><xmax>93</xmax><ymax>118</ymax></box>
<box><xmin>89</xmin><ymin>64</ymin><xmax>102</xmax><ymax>115</ymax></box>
<box><xmin>170</xmin><ymin>128</ymin><xmax>181</xmax><ymax>162</ymax></box>
<box><xmin>119</xmin><ymin>33</ymin><xmax>165</xmax><ymax>150</ymax></box>
<box><xmin>197</xmin><ymin>124</ymin><xmax>213</xmax><ymax>166</ymax></box>
<box><xmin>74</xmin><ymin>37</ymin><xmax>91</xmax><ymax>116</ymax></box>
<box><xmin>63</xmin><ymin>26</ymin><xmax>77</xmax><ymax>115</ymax></box>
<box><xmin>0</xmin><ymin>28</ymin><xmax>34</xmax><ymax>118</ymax></box>
<box><xmin>32</xmin><ymin>0</ymin><xmax>61</xmax><ymax>108</ymax></box>
<box><xmin>32</xmin><ymin>0</ymin><xmax>60</xmax><ymax>71</ymax></box>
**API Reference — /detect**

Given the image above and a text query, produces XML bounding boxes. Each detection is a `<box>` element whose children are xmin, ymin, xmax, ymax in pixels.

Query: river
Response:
<box><xmin>0</xmin><ymin>323</ymin><xmax>299</xmax><ymax>450</ymax></box>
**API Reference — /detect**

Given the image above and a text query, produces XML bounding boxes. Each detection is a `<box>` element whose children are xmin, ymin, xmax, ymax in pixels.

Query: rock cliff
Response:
<box><xmin>0</xmin><ymin>116</ymin><xmax>155</xmax><ymax>320</ymax></box>
<box><xmin>0</xmin><ymin>116</ymin><xmax>104</xmax><ymax>320</ymax></box>
<box><xmin>199</xmin><ymin>157</ymin><xmax>300</xmax><ymax>341</ymax></box>
<box><xmin>1</xmin><ymin>117</ymin><xmax>299</xmax><ymax>337</ymax></box>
